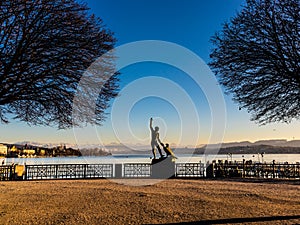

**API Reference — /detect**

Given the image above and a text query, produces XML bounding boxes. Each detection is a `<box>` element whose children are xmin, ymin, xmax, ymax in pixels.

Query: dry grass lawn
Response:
<box><xmin>0</xmin><ymin>179</ymin><xmax>299</xmax><ymax>225</ymax></box>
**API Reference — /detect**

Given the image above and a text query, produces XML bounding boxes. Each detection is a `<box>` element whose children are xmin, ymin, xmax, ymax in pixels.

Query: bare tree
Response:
<box><xmin>209</xmin><ymin>0</ymin><xmax>300</xmax><ymax>124</ymax></box>
<box><xmin>0</xmin><ymin>0</ymin><xmax>119</xmax><ymax>128</ymax></box>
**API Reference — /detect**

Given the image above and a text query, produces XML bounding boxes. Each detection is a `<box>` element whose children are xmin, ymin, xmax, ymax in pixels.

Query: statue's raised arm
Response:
<box><xmin>149</xmin><ymin>117</ymin><xmax>153</xmax><ymax>130</ymax></box>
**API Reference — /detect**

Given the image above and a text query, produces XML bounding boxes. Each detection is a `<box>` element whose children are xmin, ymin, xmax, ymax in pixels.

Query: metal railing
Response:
<box><xmin>0</xmin><ymin>165</ymin><xmax>13</xmax><ymax>181</ymax></box>
<box><xmin>213</xmin><ymin>160</ymin><xmax>300</xmax><ymax>179</ymax></box>
<box><xmin>175</xmin><ymin>163</ymin><xmax>205</xmax><ymax>177</ymax></box>
<box><xmin>25</xmin><ymin>164</ymin><xmax>113</xmax><ymax>180</ymax></box>
<box><xmin>123</xmin><ymin>163</ymin><xmax>151</xmax><ymax>178</ymax></box>
<box><xmin>1</xmin><ymin>160</ymin><xmax>299</xmax><ymax>181</ymax></box>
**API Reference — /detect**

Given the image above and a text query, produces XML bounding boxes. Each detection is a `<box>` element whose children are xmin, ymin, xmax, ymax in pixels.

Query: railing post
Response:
<box><xmin>242</xmin><ymin>159</ymin><xmax>245</xmax><ymax>178</ymax></box>
<box><xmin>272</xmin><ymin>160</ymin><xmax>275</xmax><ymax>179</ymax></box>
<box><xmin>11</xmin><ymin>164</ymin><xmax>15</xmax><ymax>181</ymax></box>
<box><xmin>56</xmin><ymin>165</ymin><xmax>58</xmax><ymax>179</ymax></box>
<box><xmin>24</xmin><ymin>165</ymin><xmax>27</xmax><ymax>180</ymax></box>
<box><xmin>115</xmin><ymin>164</ymin><xmax>122</xmax><ymax>178</ymax></box>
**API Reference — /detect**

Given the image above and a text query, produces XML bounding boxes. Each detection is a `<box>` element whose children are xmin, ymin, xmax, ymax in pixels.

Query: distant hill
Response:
<box><xmin>195</xmin><ymin>144</ymin><xmax>300</xmax><ymax>155</ymax></box>
<box><xmin>201</xmin><ymin>139</ymin><xmax>300</xmax><ymax>149</ymax></box>
<box><xmin>252</xmin><ymin>139</ymin><xmax>300</xmax><ymax>147</ymax></box>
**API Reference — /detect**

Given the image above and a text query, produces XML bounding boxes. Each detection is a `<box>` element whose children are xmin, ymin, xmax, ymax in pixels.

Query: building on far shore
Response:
<box><xmin>22</xmin><ymin>149</ymin><xmax>36</xmax><ymax>156</ymax></box>
<box><xmin>0</xmin><ymin>143</ymin><xmax>82</xmax><ymax>157</ymax></box>
<box><xmin>0</xmin><ymin>144</ymin><xmax>8</xmax><ymax>156</ymax></box>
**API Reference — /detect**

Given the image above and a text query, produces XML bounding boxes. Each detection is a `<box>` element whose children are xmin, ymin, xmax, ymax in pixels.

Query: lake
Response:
<box><xmin>3</xmin><ymin>154</ymin><xmax>300</xmax><ymax>165</ymax></box>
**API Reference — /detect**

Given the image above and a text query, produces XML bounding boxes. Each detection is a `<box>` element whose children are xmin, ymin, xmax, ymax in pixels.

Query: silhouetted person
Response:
<box><xmin>161</xmin><ymin>143</ymin><xmax>177</xmax><ymax>159</ymax></box>
<box><xmin>150</xmin><ymin>118</ymin><xmax>163</xmax><ymax>159</ymax></box>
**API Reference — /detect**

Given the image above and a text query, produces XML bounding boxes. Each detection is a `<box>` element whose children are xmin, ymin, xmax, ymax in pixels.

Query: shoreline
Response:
<box><xmin>2</xmin><ymin>153</ymin><xmax>300</xmax><ymax>165</ymax></box>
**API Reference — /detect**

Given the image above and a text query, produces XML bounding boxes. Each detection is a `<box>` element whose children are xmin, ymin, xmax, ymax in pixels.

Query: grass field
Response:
<box><xmin>0</xmin><ymin>179</ymin><xmax>299</xmax><ymax>224</ymax></box>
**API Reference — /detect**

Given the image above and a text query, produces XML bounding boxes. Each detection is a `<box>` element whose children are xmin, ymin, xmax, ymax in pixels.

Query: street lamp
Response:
<box><xmin>228</xmin><ymin>153</ymin><xmax>232</xmax><ymax>162</ymax></box>
<box><xmin>261</xmin><ymin>152</ymin><xmax>265</xmax><ymax>163</ymax></box>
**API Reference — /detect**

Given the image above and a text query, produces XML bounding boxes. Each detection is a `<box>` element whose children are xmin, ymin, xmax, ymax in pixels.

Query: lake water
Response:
<box><xmin>3</xmin><ymin>154</ymin><xmax>300</xmax><ymax>165</ymax></box>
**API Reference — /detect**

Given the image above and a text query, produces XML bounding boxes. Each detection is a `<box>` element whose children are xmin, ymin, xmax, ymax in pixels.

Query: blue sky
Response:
<box><xmin>1</xmin><ymin>0</ymin><xmax>299</xmax><ymax>147</ymax></box>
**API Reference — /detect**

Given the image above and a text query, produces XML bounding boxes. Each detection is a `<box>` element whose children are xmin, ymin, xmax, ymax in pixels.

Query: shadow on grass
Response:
<box><xmin>158</xmin><ymin>215</ymin><xmax>300</xmax><ymax>225</ymax></box>
<box><xmin>205</xmin><ymin>178</ymin><xmax>300</xmax><ymax>185</ymax></box>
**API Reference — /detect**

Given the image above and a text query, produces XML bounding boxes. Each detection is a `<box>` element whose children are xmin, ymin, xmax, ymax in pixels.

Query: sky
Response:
<box><xmin>1</xmin><ymin>0</ymin><xmax>300</xmax><ymax>148</ymax></box>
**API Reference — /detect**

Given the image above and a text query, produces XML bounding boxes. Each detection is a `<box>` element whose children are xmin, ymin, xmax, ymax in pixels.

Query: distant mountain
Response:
<box><xmin>252</xmin><ymin>139</ymin><xmax>300</xmax><ymax>147</ymax></box>
<box><xmin>14</xmin><ymin>141</ymin><xmax>78</xmax><ymax>149</ymax></box>
<box><xmin>203</xmin><ymin>141</ymin><xmax>252</xmax><ymax>149</ymax></box>
<box><xmin>195</xmin><ymin>143</ymin><xmax>300</xmax><ymax>155</ymax></box>
<box><xmin>4</xmin><ymin>139</ymin><xmax>300</xmax><ymax>155</ymax></box>
<box><xmin>80</xmin><ymin>148</ymin><xmax>112</xmax><ymax>156</ymax></box>
<box><xmin>11</xmin><ymin>141</ymin><xmax>148</xmax><ymax>155</ymax></box>
<box><xmin>202</xmin><ymin>139</ymin><xmax>300</xmax><ymax>149</ymax></box>
<box><xmin>196</xmin><ymin>144</ymin><xmax>300</xmax><ymax>155</ymax></box>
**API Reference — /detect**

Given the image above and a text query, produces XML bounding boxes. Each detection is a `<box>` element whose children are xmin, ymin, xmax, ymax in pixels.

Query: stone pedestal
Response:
<box><xmin>151</xmin><ymin>157</ymin><xmax>175</xmax><ymax>179</ymax></box>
